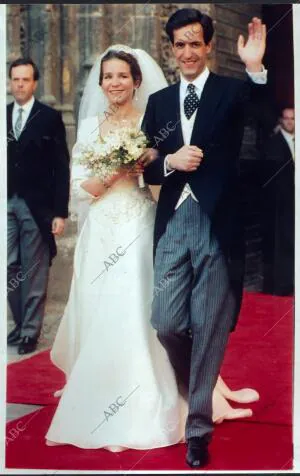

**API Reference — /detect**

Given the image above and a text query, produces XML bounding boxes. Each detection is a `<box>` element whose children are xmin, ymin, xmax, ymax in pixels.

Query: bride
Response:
<box><xmin>45</xmin><ymin>45</ymin><xmax>258</xmax><ymax>450</ymax></box>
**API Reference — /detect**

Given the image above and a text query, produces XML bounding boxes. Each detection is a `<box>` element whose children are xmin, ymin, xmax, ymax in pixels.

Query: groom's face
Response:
<box><xmin>172</xmin><ymin>22</ymin><xmax>212</xmax><ymax>81</ymax></box>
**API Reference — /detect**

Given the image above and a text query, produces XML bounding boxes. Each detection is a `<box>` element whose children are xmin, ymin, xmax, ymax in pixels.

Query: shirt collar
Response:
<box><xmin>280</xmin><ymin>127</ymin><xmax>294</xmax><ymax>142</ymax></box>
<box><xmin>13</xmin><ymin>95</ymin><xmax>35</xmax><ymax>114</ymax></box>
<box><xmin>180</xmin><ymin>67</ymin><xmax>210</xmax><ymax>96</ymax></box>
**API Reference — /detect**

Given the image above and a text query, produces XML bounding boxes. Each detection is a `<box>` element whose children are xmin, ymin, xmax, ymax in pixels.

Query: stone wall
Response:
<box><xmin>6</xmin><ymin>4</ymin><xmax>264</xmax><ymax>319</ymax></box>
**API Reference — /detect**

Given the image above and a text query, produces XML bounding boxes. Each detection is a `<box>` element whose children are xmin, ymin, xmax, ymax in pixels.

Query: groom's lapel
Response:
<box><xmin>167</xmin><ymin>82</ymin><xmax>184</xmax><ymax>150</ymax></box>
<box><xmin>190</xmin><ymin>72</ymin><xmax>224</xmax><ymax>145</ymax></box>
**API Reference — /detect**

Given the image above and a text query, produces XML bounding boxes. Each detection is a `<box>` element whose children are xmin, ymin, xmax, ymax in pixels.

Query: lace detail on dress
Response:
<box><xmin>90</xmin><ymin>185</ymin><xmax>155</xmax><ymax>226</ymax></box>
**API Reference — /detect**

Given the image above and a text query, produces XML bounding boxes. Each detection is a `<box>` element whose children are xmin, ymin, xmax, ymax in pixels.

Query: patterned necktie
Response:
<box><xmin>15</xmin><ymin>107</ymin><xmax>24</xmax><ymax>140</ymax></box>
<box><xmin>184</xmin><ymin>84</ymin><xmax>199</xmax><ymax>120</ymax></box>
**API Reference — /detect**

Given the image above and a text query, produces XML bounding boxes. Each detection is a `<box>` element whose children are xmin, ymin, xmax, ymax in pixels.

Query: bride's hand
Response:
<box><xmin>81</xmin><ymin>176</ymin><xmax>104</xmax><ymax>196</ymax></box>
<box><xmin>82</xmin><ymin>175</ymin><xmax>119</xmax><ymax>197</ymax></box>
<box><xmin>139</xmin><ymin>148</ymin><xmax>159</xmax><ymax>167</ymax></box>
<box><xmin>122</xmin><ymin>163</ymin><xmax>144</xmax><ymax>178</ymax></box>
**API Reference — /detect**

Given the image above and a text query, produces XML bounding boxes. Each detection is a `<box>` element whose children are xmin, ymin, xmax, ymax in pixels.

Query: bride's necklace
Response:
<box><xmin>107</xmin><ymin>114</ymin><xmax>137</xmax><ymax>127</ymax></box>
<box><xmin>108</xmin><ymin>118</ymin><xmax>132</xmax><ymax>126</ymax></box>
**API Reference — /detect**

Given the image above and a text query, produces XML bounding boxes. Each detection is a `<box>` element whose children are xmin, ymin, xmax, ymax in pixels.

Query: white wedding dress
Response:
<box><xmin>45</xmin><ymin>117</ymin><xmax>186</xmax><ymax>450</ymax></box>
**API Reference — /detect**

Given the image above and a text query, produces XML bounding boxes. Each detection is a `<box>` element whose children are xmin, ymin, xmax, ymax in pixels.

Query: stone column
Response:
<box><xmin>89</xmin><ymin>4</ymin><xmax>108</xmax><ymax>55</ymax></box>
<box><xmin>109</xmin><ymin>4</ymin><xmax>135</xmax><ymax>46</ymax></box>
<box><xmin>133</xmin><ymin>4</ymin><xmax>160</xmax><ymax>60</ymax></box>
<box><xmin>6</xmin><ymin>5</ymin><xmax>21</xmax><ymax>102</ymax></box>
<box><xmin>6</xmin><ymin>5</ymin><xmax>21</xmax><ymax>62</ymax></box>
<box><xmin>76</xmin><ymin>4</ymin><xmax>91</xmax><ymax>100</ymax></box>
<box><xmin>60</xmin><ymin>5</ymin><xmax>78</xmax><ymax>147</ymax></box>
<box><xmin>40</xmin><ymin>4</ymin><xmax>60</xmax><ymax>107</ymax></box>
<box><xmin>24</xmin><ymin>4</ymin><xmax>45</xmax><ymax>100</ymax></box>
<box><xmin>75</xmin><ymin>5</ymin><xmax>108</xmax><ymax>127</ymax></box>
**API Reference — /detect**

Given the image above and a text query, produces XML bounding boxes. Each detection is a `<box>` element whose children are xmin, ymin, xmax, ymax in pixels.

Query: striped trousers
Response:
<box><xmin>152</xmin><ymin>196</ymin><xmax>235</xmax><ymax>440</ymax></box>
<box><xmin>7</xmin><ymin>195</ymin><xmax>50</xmax><ymax>339</ymax></box>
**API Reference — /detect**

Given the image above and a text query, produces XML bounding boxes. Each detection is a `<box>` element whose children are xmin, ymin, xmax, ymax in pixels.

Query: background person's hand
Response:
<box><xmin>52</xmin><ymin>217</ymin><xmax>65</xmax><ymax>236</ymax></box>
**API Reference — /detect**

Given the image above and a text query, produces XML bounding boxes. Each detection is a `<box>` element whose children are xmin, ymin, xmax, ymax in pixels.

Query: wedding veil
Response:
<box><xmin>78</xmin><ymin>44</ymin><xmax>168</xmax><ymax>130</ymax></box>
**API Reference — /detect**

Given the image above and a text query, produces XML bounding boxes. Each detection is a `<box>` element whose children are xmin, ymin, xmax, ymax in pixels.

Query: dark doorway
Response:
<box><xmin>262</xmin><ymin>4</ymin><xmax>294</xmax><ymax>112</ymax></box>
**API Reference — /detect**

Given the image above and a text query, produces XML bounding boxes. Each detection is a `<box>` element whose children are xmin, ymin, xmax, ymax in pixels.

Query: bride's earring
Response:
<box><xmin>134</xmin><ymin>88</ymin><xmax>138</xmax><ymax>101</ymax></box>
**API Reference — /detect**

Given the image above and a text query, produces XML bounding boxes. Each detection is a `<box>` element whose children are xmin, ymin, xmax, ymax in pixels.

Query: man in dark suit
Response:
<box><xmin>7</xmin><ymin>58</ymin><xmax>70</xmax><ymax>355</ymax></box>
<box><xmin>142</xmin><ymin>9</ymin><xmax>268</xmax><ymax>467</ymax></box>
<box><xmin>262</xmin><ymin>107</ymin><xmax>295</xmax><ymax>296</ymax></box>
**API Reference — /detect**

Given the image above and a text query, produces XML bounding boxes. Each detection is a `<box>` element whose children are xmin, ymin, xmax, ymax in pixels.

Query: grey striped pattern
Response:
<box><xmin>7</xmin><ymin>195</ymin><xmax>50</xmax><ymax>339</ymax></box>
<box><xmin>152</xmin><ymin>196</ymin><xmax>235</xmax><ymax>440</ymax></box>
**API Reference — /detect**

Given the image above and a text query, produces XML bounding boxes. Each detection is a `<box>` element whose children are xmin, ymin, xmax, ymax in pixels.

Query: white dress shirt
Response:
<box><xmin>280</xmin><ymin>127</ymin><xmax>295</xmax><ymax>161</ymax></box>
<box><xmin>13</xmin><ymin>95</ymin><xmax>35</xmax><ymax>139</ymax></box>
<box><xmin>164</xmin><ymin>66</ymin><xmax>268</xmax><ymax>210</ymax></box>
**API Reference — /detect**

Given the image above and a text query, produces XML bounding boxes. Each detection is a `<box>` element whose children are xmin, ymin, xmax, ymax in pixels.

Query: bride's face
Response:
<box><xmin>101</xmin><ymin>59</ymin><xmax>137</xmax><ymax>106</ymax></box>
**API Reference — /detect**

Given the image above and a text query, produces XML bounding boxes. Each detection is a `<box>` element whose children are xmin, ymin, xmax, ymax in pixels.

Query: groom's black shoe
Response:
<box><xmin>18</xmin><ymin>336</ymin><xmax>38</xmax><ymax>355</ymax></box>
<box><xmin>186</xmin><ymin>436</ymin><xmax>210</xmax><ymax>468</ymax></box>
<box><xmin>7</xmin><ymin>326</ymin><xmax>21</xmax><ymax>345</ymax></box>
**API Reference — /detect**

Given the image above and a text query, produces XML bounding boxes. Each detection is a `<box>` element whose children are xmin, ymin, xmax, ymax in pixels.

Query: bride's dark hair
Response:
<box><xmin>99</xmin><ymin>50</ymin><xmax>143</xmax><ymax>88</ymax></box>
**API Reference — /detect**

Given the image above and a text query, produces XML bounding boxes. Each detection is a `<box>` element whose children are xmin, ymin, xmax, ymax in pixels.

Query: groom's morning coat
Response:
<box><xmin>142</xmin><ymin>72</ymin><xmax>269</xmax><ymax>327</ymax></box>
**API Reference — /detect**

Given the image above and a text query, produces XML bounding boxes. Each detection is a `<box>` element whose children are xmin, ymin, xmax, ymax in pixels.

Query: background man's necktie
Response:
<box><xmin>15</xmin><ymin>107</ymin><xmax>24</xmax><ymax>140</ymax></box>
<box><xmin>184</xmin><ymin>83</ymin><xmax>199</xmax><ymax>120</ymax></box>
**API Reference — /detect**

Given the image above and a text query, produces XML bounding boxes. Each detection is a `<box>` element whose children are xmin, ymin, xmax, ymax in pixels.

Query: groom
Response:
<box><xmin>142</xmin><ymin>8</ymin><xmax>267</xmax><ymax>467</ymax></box>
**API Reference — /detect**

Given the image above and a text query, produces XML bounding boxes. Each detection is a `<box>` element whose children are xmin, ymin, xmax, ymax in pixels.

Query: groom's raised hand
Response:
<box><xmin>237</xmin><ymin>17</ymin><xmax>266</xmax><ymax>72</ymax></box>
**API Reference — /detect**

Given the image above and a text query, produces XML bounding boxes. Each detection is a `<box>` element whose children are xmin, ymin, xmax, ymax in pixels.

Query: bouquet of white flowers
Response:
<box><xmin>77</xmin><ymin>127</ymin><xmax>148</xmax><ymax>187</ymax></box>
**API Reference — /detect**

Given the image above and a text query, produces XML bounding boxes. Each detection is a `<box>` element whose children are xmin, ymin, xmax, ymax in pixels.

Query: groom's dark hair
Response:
<box><xmin>166</xmin><ymin>8</ymin><xmax>214</xmax><ymax>45</ymax></box>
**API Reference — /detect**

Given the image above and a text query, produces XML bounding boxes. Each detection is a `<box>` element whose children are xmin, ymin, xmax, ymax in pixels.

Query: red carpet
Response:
<box><xmin>7</xmin><ymin>350</ymin><xmax>64</xmax><ymax>405</ymax></box>
<box><xmin>6</xmin><ymin>291</ymin><xmax>294</xmax><ymax>470</ymax></box>
<box><xmin>6</xmin><ymin>405</ymin><xmax>292</xmax><ymax>471</ymax></box>
<box><xmin>220</xmin><ymin>292</ymin><xmax>294</xmax><ymax>426</ymax></box>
